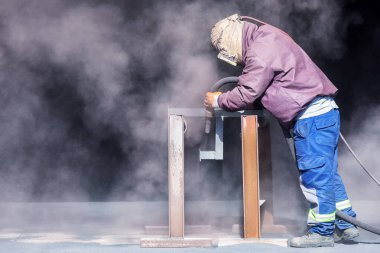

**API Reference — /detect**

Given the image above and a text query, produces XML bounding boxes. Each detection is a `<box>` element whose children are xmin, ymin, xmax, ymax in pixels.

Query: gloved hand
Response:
<box><xmin>204</xmin><ymin>92</ymin><xmax>222</xmax><ymax>108</ymax></box>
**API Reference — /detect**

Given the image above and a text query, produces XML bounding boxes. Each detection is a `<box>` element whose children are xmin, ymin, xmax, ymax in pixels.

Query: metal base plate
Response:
<box><xmin>140</xmin><ymin>238</ymin><xmax>218</xmax><ymax>248</ymax></box>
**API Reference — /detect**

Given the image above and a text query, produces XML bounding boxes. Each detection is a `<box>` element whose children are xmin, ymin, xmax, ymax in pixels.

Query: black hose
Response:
<box><xmin>339</xmin><ymin>133</ymin><xmax>380</xmax><ymax>187</ymax></box>
<box><xmin>281</xmin><ymin>125</ymin><xmax>296</xmax><ymax>162</ymax></box>
<box><xmin>204</xmin><ymin>77</ymin><xmax>239</xmax><ymax>134</ymax></box>
<box><xmin>336</xmin><ymin>210</ymin><xmax>380</xmax><ymax>235</ymax></box>
<box><xmin>209</xmin><ymin>76</ymin><xmax>239</xmax><ymax>92</ymax></box>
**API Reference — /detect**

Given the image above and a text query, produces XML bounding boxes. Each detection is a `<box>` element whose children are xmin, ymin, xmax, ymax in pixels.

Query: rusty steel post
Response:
<box><xmin>241</xmin><ymin>115</ymin><xmax>260</xmax><ymax>238</ymax></box>
<box><xmin>141</xmin><ymin>113</ymin><xmax>214</xmax><ymax>247</ymax></box>
<box><xmin>168</xmin><ymin>115</ymin><xmax>185</xmax><ymax>238</ymax></box>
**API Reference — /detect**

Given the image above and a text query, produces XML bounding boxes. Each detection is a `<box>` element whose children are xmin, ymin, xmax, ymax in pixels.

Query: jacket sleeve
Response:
<box><xmin>218</xmin><ymin>52</ymin><xmax>274</xmax><ymax>111</ymax></box>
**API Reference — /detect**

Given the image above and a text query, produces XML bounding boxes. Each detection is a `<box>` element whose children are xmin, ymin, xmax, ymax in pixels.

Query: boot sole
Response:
<box><xmin>289</xmin><ymin>241</ymin><xmax>334</xmax><ymax>248</ymax></box>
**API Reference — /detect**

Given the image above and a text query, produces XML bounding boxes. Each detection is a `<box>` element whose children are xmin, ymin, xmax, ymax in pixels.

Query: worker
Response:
<box><xmin>204</xmin><ymin>14</ymin><xmax>358</xmax><ymax>248</ymax></box>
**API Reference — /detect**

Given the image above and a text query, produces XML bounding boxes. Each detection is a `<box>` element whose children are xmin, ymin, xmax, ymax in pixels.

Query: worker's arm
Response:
<box><xmin>217</xmin><ymin>52</ymin><xmax>274</xmax><ymax>111</ymax></box>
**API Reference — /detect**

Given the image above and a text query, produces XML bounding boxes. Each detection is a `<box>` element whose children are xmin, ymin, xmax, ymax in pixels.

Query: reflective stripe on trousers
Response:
<box><xmin>293</xmin><ymin>109</ymin><xmax>357</xmax><ymax>236</ymax></box>
<box><xmin>336</xmin><ymin>200</ymin><xmax>352</xmax><ymax>210</ymax></box>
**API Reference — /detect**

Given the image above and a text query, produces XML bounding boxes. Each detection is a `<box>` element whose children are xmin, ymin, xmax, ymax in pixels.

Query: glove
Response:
<box><xmin>204</xmin><ymin>92</ymin><xmax>222</xmax><ymax>108</ymax></box>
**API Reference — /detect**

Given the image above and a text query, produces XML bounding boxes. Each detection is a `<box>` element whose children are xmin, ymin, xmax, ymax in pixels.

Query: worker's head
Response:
<box><xmin>210</xmin><ymin>14</ymin><xmax>244</xmax><ymax>66</ymax></box>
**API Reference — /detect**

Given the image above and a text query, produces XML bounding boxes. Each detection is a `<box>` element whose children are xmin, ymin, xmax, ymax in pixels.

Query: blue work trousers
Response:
<box><xmin>293</xmin><ymin>109</ymin><xmax>356</xmax><ymax>236</ymax></box>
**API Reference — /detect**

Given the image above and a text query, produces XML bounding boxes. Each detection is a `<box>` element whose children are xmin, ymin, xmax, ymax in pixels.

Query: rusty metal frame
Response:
<box><xmin>141</xmin><ymin>108</ymin><xmax>265</xmax><ymax>247</ymax></box>
<box><xmin>168</xmin><ymin>115</ymin><xmax>185</xmax><ymax>238</ymax></box>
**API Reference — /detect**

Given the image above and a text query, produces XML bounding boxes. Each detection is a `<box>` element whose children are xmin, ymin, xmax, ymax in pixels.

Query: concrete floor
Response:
<box><xmin>0</xmin><ymin>239</ymin><xmax>379</xmax><ymax>253</ymax></box>
<box><xmin>0</xmin><ymin>201</ymin><xmax>379</xmax><ymax>252</ymax></box>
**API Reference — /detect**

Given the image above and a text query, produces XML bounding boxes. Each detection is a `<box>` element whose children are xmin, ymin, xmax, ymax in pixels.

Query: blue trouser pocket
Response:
<box><xmin>314</xmin><ymin>114</ymin><xmax>339</xmax><ymax>147</ymax></box>
<box><xmin>298</xmin><ymin>157</ymin><xmax>328</xmax><ymax>189</ymax></box>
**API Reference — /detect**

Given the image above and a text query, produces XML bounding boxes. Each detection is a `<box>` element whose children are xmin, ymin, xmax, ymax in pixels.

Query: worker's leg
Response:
<box><xmin>334</xmin><ymin>168</ymin><xmax>357</xmax><ymax>229</ymax></box>
<box><xmin>332</xmin><ymin>115</ymin><xmax>359</xmax><ymax>242</ymax></box>
<box><xmin>332</xmin><ymin>112</ymin><xmax>357</xmax><ymax>229</ymax></box>
<box><xmin>334</xmin><ymin>171</ymin><xmax>357</xmax><ymax>229</ymax></box>
<box><xmin>293</xmin><ymin>109</ymin><xmax>340</xmax><ymax>236</ymax></box>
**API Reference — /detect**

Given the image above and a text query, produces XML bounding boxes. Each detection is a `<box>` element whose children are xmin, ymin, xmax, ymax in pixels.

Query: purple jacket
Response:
<box><xmin>217</xmin><ymin>22</ymin><xmax>338</xmax><ymax>128</ymax></box>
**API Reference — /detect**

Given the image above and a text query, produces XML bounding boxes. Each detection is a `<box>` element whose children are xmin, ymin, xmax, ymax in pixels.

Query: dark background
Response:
<box><xmin>326</xmin><ymin>1</ymin><xmax>380</xmax><ymax>122</ymax></box>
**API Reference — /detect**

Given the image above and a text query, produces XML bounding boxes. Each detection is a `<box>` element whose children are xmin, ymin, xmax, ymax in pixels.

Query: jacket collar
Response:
<box><xmin>242</xmin><ymin>22</ymin><xmax>259</xmax><ymax>61</ymax></box>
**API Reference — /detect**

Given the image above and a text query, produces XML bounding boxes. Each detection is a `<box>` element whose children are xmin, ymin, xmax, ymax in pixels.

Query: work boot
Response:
<box><xmin>289</xmin><ymin>232</ymin><xmax>334</xmax><ymax>248</ymax></box>
<box><xmin>334</xmin><ymin>227</ymin><xmax>359</xmax><ymax>242</ymax></box>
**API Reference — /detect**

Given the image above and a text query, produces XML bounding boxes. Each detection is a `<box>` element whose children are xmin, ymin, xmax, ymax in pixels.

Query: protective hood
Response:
<box><xmin>210</xmin><ymin>14</ymin><xmax>244</xmax><ymax>66</ymax></box>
